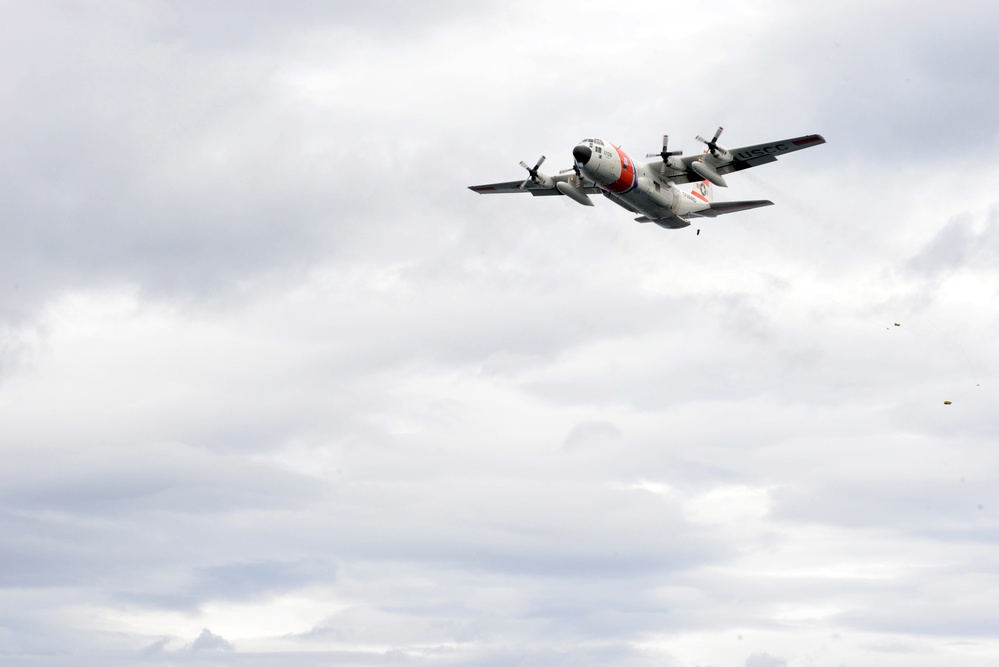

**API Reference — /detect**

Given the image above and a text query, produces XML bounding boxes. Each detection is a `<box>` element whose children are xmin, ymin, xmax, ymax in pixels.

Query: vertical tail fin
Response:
<box><xmin>690</xmin><ymin>180</ymin><xmax>714</xmax><ymax>203</ymax></box>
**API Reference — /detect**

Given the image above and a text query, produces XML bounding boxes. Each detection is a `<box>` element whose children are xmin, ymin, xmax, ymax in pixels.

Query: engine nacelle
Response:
<box><xmin>534</xmin><ymin>172</ymin><xmax>554</xmax><ymax>189</ymax></box>
<box><xmin>664</xmin><ymin>155</ymin><xmax>686</xmax><ymax>172</ymax></box>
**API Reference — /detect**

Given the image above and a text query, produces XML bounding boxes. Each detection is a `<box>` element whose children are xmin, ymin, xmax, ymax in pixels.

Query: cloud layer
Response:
<box><xmin>1</xmin><ymin>1</ymin><xmax>998</xmax><ymax>666</ymax></box>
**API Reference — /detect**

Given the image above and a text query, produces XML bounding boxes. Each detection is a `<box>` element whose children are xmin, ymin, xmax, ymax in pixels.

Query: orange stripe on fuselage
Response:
<box><xmin>607</xmin><ymin>145</ymin><xmax>637</xmax><ymax>193</ymax></box>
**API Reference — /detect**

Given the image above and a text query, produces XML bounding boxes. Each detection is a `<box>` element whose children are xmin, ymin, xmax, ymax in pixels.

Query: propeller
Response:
<box><xmin>518</xmin><ymin>155</ymin><xmax>547</xmax><ymax>189</ymax></box>
<box><xmin>695</xmin><ymin>126</ymin><xmax>724</xmax><ymax>156</ymax></box>
<box><xmin>646</xmin><ymin>134</ymin><xmax>684</xmax><ymax>176</ymax></box>
<box><xmin>646</xmin><ymin>134</ymin><xmax>683</xmax><ymax>161</ymax></box>
<box><xmin>559</xmin><ymin>164</ymin><xmax>583</xmax><ymax>182</ymax></box>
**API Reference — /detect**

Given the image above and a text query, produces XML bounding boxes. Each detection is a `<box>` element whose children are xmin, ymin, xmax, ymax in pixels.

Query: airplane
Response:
<box><xmin>468</xmin><ymin>127</ymin><xmax>825</xmax><ymax>229</ymax></box>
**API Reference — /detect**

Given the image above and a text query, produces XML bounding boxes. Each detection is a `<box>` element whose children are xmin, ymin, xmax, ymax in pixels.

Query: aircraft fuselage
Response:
<box><xmin>573</xmin><ymin>137</ymin><xmax>710</xmax><ymax>227</ymax></box>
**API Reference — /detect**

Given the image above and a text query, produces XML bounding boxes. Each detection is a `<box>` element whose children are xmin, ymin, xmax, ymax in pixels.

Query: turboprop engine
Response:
<box><xmin>518</xmin><ymin>156</ymin><xmax>554</xmax><ymax>189</ymax></box>
<box><xmin>691</xmin><ymin>126</ymin><xmax>732</xmax><ymax>187</ymax></box>
<box><xmin>646</xmin><ymin>134</ymin><xmax>685</xmax><ymax>175</ymax></box>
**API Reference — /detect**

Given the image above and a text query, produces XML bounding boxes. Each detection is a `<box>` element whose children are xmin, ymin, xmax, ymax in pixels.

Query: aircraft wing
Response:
<box><xmin>687</xmin><ymin>200</ymin><xmax>774</xmax><ymax>218</ymax></box>
<box><xmin>651</xmin><ymin>134</ymin><xmax>826</xmax><ymax>185</ymax></box>
<box><xmin>469</xmin><ymin>173</ymin><xmax>603</xmax><ymax>197</ymax></box>
<box><xmin>715</xmin><ymin>134</ymin><xmax>826</xmax><ymax>176</ymax></box>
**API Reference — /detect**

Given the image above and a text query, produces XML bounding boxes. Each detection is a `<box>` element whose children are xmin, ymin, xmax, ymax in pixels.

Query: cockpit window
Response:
<box><xmin>595</xmin><ymin>139</ymin><xmax>605</xmax><ymax>146</ymax></box>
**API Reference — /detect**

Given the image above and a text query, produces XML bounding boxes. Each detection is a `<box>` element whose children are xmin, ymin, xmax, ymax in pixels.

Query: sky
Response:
<box><xmin>1</xmin><ymin>1</ymin><xmax>998</xmax><ymax>665</ymax></box>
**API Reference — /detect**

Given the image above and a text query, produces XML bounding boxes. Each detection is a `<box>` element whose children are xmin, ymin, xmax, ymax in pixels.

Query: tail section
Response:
<box><xmin>689</xmin><ymin>180</ymin><xmax>714</xmax><ymax>203</ymax></box>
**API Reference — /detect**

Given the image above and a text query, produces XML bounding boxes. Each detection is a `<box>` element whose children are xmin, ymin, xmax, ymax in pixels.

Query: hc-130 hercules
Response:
<box><xmin>469</xmin><ymin>127</ymin><xmax>825</xmax><ymax>229</ymax></box>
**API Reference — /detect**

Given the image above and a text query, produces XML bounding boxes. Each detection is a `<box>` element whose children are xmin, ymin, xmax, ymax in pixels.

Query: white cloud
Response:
<box><xmin>2</xmin><ymin>1</ymin><xmax>999</xmax><ymax>666</ymax></box>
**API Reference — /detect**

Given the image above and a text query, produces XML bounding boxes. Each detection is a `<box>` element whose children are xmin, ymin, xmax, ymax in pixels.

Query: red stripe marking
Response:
<box><xmin>606</xmin><ymin>145</ymin><xmax>637</xmax><ymax>193</ymax></box>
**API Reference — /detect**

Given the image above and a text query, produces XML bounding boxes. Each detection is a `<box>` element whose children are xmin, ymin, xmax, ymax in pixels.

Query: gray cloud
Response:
<box><xmin>746</xmin><ymin>652</ymin><xmax>787</xmax><ymax>667</ymax></box>
<box><xmin>904</xmin><ymin>207</ymin><xmax>999</xmax><ymax>279</ymax></box>
<box><xmin>189</xmin><ymin>627</ymin><xmax>233</xmax><ymax>652</ymax></box>
<box><xmin>2</xmin><ymin>1</ymin><xmax>999</xmax><ymax>666</ymax></box>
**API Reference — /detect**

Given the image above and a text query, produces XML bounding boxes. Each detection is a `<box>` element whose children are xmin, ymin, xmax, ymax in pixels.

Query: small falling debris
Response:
<box><xmin>696</xmin><ymin>229</ymin><xmax>701</xmax><ymax>235</ymax></box>
<box><xmin>944</xmin><ymin>400</ymin><xmax>952</xmax><ymax>405</ymax></box>
<box><xmin>894</xmin><ymin>323</ymin><xmax>901</xmax><ymax>327</ymax></box>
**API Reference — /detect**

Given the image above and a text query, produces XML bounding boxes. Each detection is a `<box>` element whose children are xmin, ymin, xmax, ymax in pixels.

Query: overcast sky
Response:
<box><xmin>2</xmin><ymin>1</ymin><xmax>998</xmax><ymax>665</ymax></box>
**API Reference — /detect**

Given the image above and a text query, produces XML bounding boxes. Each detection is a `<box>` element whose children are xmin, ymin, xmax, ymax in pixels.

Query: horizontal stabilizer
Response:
<box><xmin>689</xmin><ymin>200</ymin><xmax>774</xmax><ymax>218</ymax></box>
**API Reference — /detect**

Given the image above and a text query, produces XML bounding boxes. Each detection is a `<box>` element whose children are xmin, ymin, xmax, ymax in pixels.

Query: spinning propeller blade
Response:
<box><xmin>695</xmin><ymin>127</ymin><xmax>724</xmax><ymax>156</ymax></box>
<box><xmin>646</xmin><ymin>134</ymin><xmax>683</xmax><ymax>175</ymax></box>
<box><xmin>646</xmin><ymin>134</ymin><xmax>683</xmax><ymax>160</ymax></box>
<box><xmin>518</xmin><ymin>155</ymin><xmax>547</xmax><ymax>189</ymax></box>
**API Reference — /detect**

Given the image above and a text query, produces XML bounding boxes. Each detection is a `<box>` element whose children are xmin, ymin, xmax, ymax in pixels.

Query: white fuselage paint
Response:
<box><xmin>573</xmin><ymin>138</ymin><xmax>712</xmax><ymax>224</ymax></box>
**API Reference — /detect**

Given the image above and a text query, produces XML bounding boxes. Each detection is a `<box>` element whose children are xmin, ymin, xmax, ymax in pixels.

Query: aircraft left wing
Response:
<box><xmin>652</xmin><ymin>134</ymin><xmax>826</xmax><ymax>185</ymax></box>
<box><xmin>714</xmin><ymin>134</ymin><xmax>825</xmax><ymax>176</ymax></box>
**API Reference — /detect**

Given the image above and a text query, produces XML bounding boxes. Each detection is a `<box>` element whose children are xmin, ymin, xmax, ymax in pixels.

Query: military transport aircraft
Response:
<box><xmin>469</xmin><ymin>128</ymin><xmax>825</xmax><ymax>229</ymax></box>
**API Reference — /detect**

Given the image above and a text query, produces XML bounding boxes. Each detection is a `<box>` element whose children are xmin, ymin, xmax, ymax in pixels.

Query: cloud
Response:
<box><xmin>189</xmin><ymin>627</ymin><xmax>233</xmax><ymax>652</ymax></box>
<box><xmin>563</xmin><ymin>420</ymin><xmax>624</xmax><ymax>451</ymax></box>
<box><xmin>904</xmin><ymin>207</ymin><xmax>999</xmax><ymax>279</ymax></box>
<box><xmin>140</xmin><ymin>637</ymin><xmax>172</xmax><ymax>656</ymax></box>
<box><xmin>745</xmin><ymin>652</ymin><xmax>787</xmax><ymax>667</ymax></box>
<box><xmin>2</xmin><ymin>1</ymin><xmax>999</xmax><ymax>666</ymax></box>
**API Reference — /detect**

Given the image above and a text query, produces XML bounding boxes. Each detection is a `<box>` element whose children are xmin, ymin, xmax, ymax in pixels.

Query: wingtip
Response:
<box><xmin>792</xmin><ymin>134</ymin><xmax>827</xmax><ymax>147</ymax></box>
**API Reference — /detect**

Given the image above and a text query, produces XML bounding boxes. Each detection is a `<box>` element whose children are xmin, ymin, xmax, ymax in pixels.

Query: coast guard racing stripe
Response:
<box><xmin>606</xmin><ymin>145</ymin><xmax>637</xmax><ymax>193</ymax></box>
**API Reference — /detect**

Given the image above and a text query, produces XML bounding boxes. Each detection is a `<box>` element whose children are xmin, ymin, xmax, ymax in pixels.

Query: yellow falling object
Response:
<box><xmin>944</xmin><ymin>401</ymin><xmax>952</xmax><ymax>405</ymax></box>
<box><xmin>894</xmin><ymin>323</ymin><xmax>901</xmax><ymax>327</ymax></box>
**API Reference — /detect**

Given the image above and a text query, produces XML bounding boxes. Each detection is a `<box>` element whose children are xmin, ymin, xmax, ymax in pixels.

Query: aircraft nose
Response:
<box><xmin>572</xmin><ymin>144</ymin><xmax>592</xmax><ymax>165</ymax></box>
